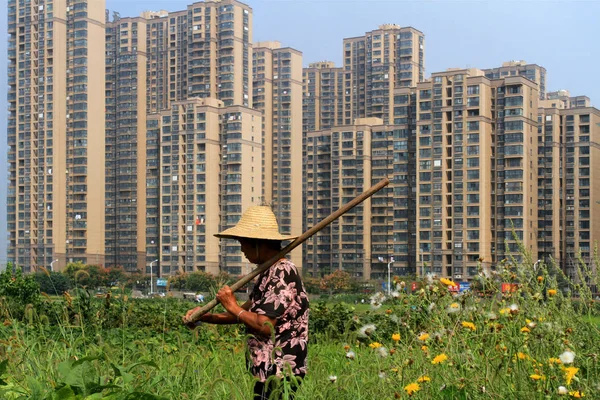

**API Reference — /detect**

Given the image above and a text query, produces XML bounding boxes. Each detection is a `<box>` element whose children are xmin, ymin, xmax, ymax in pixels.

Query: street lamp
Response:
<box><xmin>50</xmin><ymin>259</ymin><xmax>58</xmax><ymax>272</ymax></box>
<box><xmin>149</xmin><ymin>259</ymin><xmax>158</xmax><ymax>295</ymax></box>
<box><xmin>379</xmin><ymin>256</ymin><xmax>395</xmax><ymax>296</ymax></box>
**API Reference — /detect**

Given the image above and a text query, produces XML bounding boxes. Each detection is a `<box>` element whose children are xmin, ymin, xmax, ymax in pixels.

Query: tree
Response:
<box><xmin>320</xmin><ymin>270</ymin><xmax>353</xmax><ymax>294</ymax></box>
<box><xmin>34</xmin><ymin>271</ymin><xmax>72</xmax><ymax>295</ymax></box>
<box><xmin>0</xmin><ymin>264</ymin><xmax>40</xmax><ymax>318</ymax></box>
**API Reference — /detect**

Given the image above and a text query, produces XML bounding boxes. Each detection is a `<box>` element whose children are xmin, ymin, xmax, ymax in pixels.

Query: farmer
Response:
<box><xmin>183</xmin><ymin>206</ymin><xmax>309</xmax><ymax>400</ymax></box>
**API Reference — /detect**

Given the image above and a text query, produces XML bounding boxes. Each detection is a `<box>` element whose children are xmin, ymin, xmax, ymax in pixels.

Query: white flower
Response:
<box><xmin>486</xmin><ymin>312</ymin><xmax>497</xmax><ymax>320</ymax></box>
<box><xmin>509</xmin><ymin>304</ymin><xmax>519</xmax><ymax>311</ymax></box>
<box><xmin>378</xmin><ymin>371</ymin><xmax>386</xmax><ymax>379</ymax></box>
<box><xmin>346</xmin><ymin>350</ymin><xmax>355</xmax><ymax>360</ymax></box>
<box><xmin>558</xmin><ymin>386</ymin><xmax>568</xmax><ymax>395</ymax></box>
<box><xmin>376</xmin><ymin>347</ymin><xmax>389</xmax><ymax>357</ymax></box>
<box><xmin>559</xmin><ymin>350</ymin><xmax>575</xmax><ymax>364</ymax></box>
<box><xmin>391</xmin><ymin>291</ymin><xmax>400</xmax><ymax>299</ymax></box>
<box><xmin>425</xmin><ymin>273</ymin><xmax>434</xmax><ymax>283</ymax></box>
<box><xmin>428</xmin><ymin>303</ymin><xmax>436</xmax><ymax>312</ymax></box>
<box><xmin>328</xmin><ymin>375</ymin><xmax>337</xmax><ymax>383</ymax></box>
<box><xmin>390</xmin><ymin>314</ymin><xmax>400</xmax><ymax>323</ymax></box>
<box><xmin>358</xmin><ymin>324</ymin><xmax>377</xmax><ymax>337</ymax></box>
<box><xmin>447</xmin><ymin>303</ymin><xmax>461</xmax><ymax>314</ymax></box>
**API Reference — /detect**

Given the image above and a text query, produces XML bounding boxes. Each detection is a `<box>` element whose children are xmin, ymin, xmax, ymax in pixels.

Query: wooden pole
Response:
<box><xmin>186</xmin><ymin>177</ymin><xmax>390</xmax><ymax>322</ymax></box>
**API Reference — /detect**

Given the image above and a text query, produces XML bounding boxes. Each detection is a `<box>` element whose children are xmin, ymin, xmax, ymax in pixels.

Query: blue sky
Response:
<box><xmin>0</xmin><ymin>0</ymin><xmax>598</xmax><ymax>267</ymax></box>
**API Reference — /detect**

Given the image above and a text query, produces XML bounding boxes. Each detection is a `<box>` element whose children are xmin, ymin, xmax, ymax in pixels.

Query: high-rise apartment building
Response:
<box><xmin>105</xmin><ymin>14</ymin><xmax>148</xmax><ymax>272</ymax></box>
<box><xmin>537</xmin><ymin>93</ymin><xmax>600</xmax><ymax>278</ymax></box>
<box><xmin>7</xmin><ymin>0</ymin><xmax>106</xmax><ymax>272</ymax></box>
<box><xmin>252</xmin><ymin>42</ymin><xmax>304</xmax><ymax>271</ymax></box>
<box><xmin>146</xmin><ymin>98</ymin><xmax>262</xmax><ymax>276</ymax></box>
<box><xmin>304</xmin><ymin>101</ymin><xmax>417</xmax><ymax>279</ymax></box>
<box><xmin>342</xmin><ymin>24</ymin><xmax>424</xmax><ymax>125</ymax></box>
<box><xmin>483</xmin><ymin>61</ymin><xmax>547</xmax><ymax>100</ymax></box>
<box><xmin>415</xmin><ymin>69</ymin><xmax>539</xmax><ymax>279</ymax></box>
<box><xmin>144</xmin><ymin>0</ymin><xmax>252</xmax><ymax>110</ymax></box>
<box><xmin>302</xmin><ymin>61</ymin><xmax>344</xmax><ymax>133</ymax></box>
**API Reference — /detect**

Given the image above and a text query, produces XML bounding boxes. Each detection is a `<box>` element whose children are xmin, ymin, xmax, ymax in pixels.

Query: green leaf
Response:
<box><xmin>0</xmin><ymin>359</ymin><xmax>8</xmax><ymax>377</ymax></box>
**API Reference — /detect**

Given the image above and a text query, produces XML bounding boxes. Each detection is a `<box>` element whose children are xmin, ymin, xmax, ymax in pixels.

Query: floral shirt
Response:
<box><xmin>247</xmin><ymin>259</ymin><xmax>309</xmax><ymax>382</ymax></box>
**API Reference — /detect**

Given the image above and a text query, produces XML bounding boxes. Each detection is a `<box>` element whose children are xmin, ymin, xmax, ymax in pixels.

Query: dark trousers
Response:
<box><xmin>253</xmin><ymin>375</ymin><xmax>303</xmax><ymax>400</ymax></box>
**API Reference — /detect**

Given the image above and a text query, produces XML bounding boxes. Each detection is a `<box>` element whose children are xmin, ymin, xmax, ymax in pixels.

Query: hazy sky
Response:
<box><xmin>0</xmin><ymin>0</ymin><xmax>598</xmax><ymax>267</ymax></box>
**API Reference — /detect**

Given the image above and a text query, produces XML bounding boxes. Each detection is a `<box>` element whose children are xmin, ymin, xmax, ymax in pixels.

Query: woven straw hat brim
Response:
<box><xmin>214</xmin><ymin>205</ymin><xmax>298</xmax><ymax>241</ymax></box>
<box><xmin>214</xmin><ymin>228</ymin><xmax>297</xmax><ymax>241</ymax></box>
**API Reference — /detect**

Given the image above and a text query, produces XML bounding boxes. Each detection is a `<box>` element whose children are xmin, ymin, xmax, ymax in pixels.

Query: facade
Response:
<box><xmin>146</xmin><ymin>98</ymin><xmax>262</xmax><ymax>276</ymax></box>
<box><xmin>302</xmin><ymin>61</ymin><xmax>344</xmax><ymax>133</ymax></box>
<box><xmin>537</xmin><ymin>95</ymin><xmax>600</xmax><ymax>278</ymax></box>
<box><xmin>253</xmin><ymin>42</ymin><xmax>304</xmax><ymax>271</ymax></box>
<box><xmin>304</xmin><ymin>107</ymin><xmax>417</xmax><ymax>279</ymax></box>
<box><xmin>483</xmin><ymin>61</ymin><xmax>547</xmax><ymax>100</ymax></box>
<box><xmin>105</xmin><ymin>14</ymin><xmax>148</xmax><ymax>272</ymax></box>
<box><xmin>342</xmin><ymin>24</ymin><xmax>424</xmax><ymax>124</ymax></box>
<box><xmin>7</xmin><ymin>0</ymin><xmax>106</xmax><ymax>272</ymax></box>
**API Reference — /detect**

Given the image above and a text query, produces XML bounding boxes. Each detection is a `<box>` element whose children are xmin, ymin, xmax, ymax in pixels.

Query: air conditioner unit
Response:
<box><xmin>454</xmin><ymin>274</ymin><xmax>462</xmax><ymax>279</ymax></box>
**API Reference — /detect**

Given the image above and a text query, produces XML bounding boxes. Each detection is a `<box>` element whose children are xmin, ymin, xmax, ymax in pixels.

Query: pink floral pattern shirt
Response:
<box><xmin>247</xmin><ymin>259</ymin><xmax>309</xmax><ymax>382</ymax></box>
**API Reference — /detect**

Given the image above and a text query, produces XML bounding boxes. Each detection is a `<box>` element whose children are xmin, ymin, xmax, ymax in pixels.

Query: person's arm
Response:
<box><xmin>216</xmin><ymin>286</ymin><xmax>277</xmax><ymax>337</ymax></box>
<box><xmin>183</xmin><ymin>300</ymin><xmax>250</xmax><ymax>328</ymax></box>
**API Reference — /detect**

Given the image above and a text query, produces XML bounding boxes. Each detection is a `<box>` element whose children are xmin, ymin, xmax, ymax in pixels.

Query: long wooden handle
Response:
<box><xmin>187</xmin><ymin>177</ymin><xmax>390</xmax><ymax>322</ymax></box>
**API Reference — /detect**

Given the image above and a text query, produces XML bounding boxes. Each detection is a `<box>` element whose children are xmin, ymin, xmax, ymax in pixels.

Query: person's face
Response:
<box><xmin>238</xmin><ymin>238</ymin><xmax>260</xmax><ymax>263</ymax></box>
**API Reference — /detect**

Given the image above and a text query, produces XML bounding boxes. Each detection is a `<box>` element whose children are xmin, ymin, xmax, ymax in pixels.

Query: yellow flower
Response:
<box><xmin>517</xmin><ymin>352</ymin><xmax>527</xmax><ymax>360</ymax></box>
<box><xmin>530</xmin><ymin>374</ymin><xmax>545</xmax><ymax>381</ymax></box>
<box><xmin>404</xmin><ymin>382</ymin><xmax>420</xmax><ymax>396</ymax></box>
<box><xmin>549</xmin><ymin>357</ymin><xmax>562</xmax><ymax>365</ymax></box>
<box><xmin>537</xmin><ymin>276</ymin><xmax>544</xmax><ymax>283</ymax></box>
<box><xmin>417</xmin><ymin>376</ymin><xmax>431</xmax><ymax>383</ymax></box>
<box><xmin>462</xmin><ymin>321</ymin><xmax>476</xmax><ymax>331</ymax></box>
<box><xmin>418</xmin><ymin>333</ymin><xmax>430</xmax><ymax>341</ymax></box>
<box><xmin>392</xmin><ymin>333</ymin><xmax>401</xmax><ymax>342</ymax></box>
<box><xmin>499</xmin><ymin>308</ymin><xmax>510</xmax><ymax>315</ymax></box>
<box><xmin>440</xmin><ymin>277</ymin><xmax>457</xmax><ymax>287</ymax></box>
<box><xmin>369</xmin><ymin>342</ymin><xmax>382</xmax><ymax>349</ymax></box>
<box><xmin>563</xmin><ymin>367</ymin><xmax>579</xmax><ymax>385</ymax></box>
<box><xmin>569</xmin><ymin>391</ymin><xmax>584</xmax><ymax>398</ymax></box>
<box><xmin>421</xmin><ymin>345</ymin><xmax>429</xmax><ymax>352</ymax></box>
<box><xmin>548</xmin><ymin>289</ymin><xmax>557</xmax><ymax>296</ymax></box>
<box><xmin>432</xmin><ymin>353</ymin><xmax>448</xmax><ymax>365</ymax></box>
<box><xmin>521</xmin><ymin>327</ymin><xmax>531</xmax><ymax>333</ymax></box>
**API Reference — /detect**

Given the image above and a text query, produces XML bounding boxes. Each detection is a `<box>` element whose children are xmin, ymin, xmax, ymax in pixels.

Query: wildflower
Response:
<box><xmin>369</xmin><ymin>342</ymin><xmax>382</xmax><ymax>349</ymax></box>
<box><xmin>558</xmin><ymin>386</ymin><xmax>568</xmax><ymax>395</ymax></box>
<box><xmin>447</xmin><ymin>303</ymin><xmax>460</xmax><ymax>313</ymax></box>
<box><xmin>358</xmin><ymin>324</ymin><xmax>377</xmax><ymax>337</ymax></box>
<box><xmin>486</xmin><ymin>311</ymin><xmax>498</xmax><ymax>320</ymax></box>
<box><xmin>392</xmin><ymin>333</ymin><xmax>401</xmax><ymax>342</ymax></box>
<box><xmin>390</xmin><ymin>348</ymin><xmax>396</xmax><ymax>355</ymax></box>
<box><xmin>417</xmin><ymin>376</ymin><xmax>431</xmax><ymax>383</ymax></box>
<box><xmin>421</xmin><ymin>345</ymin><xmax>428</xmax><ymax>352</ymax></box>
<box><xmin>509</xmin><ymin>304</ymin><xmax>519</xmax><ymax>314</ymax></box>
<box><xmin>418</xmin><ymin>333</ymin><xmax>430</xmax><ymax>341</ymax></box>
<box><xmin>352</xmin><ymin>315</ymin><xmax>360</xmax><ymax>323</ymax></box>
<box><xmin>563</xmin><ymin>367</ymin><xmax>579</xmax><ymax>385</ymax></box>
<box><xmin>404</xmin><ymin>382</ymin><xmax>420</xmax><ymax>396</ymax></box>
<box><xmin>559</xmin><ymin>350</ymin><xmax>575</xmax><ymax>364</ymax></box>
<box><xmin>432</xmin><ymin>353</ymin><xmax>448</xmax><ymax>365</ymax></box>
<box><xmin>328</xmin><ymin>375</ymin><xmax>337</xmax><ymax>383</ymax></box>
<box><xmin>530</xmin><ymin>374</ymin><xmax>544</xmax><ymax>381</ymax></box>
<box><xmin>527</xmin><ymin>321</ymin><xmax>537</xmax><ymax>329</ymax></box>
<box><xmin>549</xmin><ymin>357</ymin><xmax>562</xmax><ymax>365</ymax></box>
<box><xmin>521</xmin><ymin>327</ymin><xmax>531</xmax><ymax>333</ymax></box>
<box><xmin>548</xmin><ymin>289</ymin><xmax>558</xmax><ymax>296</ymax></box>
<box><xmin>346</xmin><ymin>350</ymin><xmax>356</xmax><ymax>360</ymax></box>
<box><xmin>343</xmin><ymin>345</ymin><xmax>350</xmax><ymax>351</ymax></box>
<box><xmin>568</xmin><ymin>391</ymin><xmax>584</xmax><ymax>398</ymax></box>
<box><xmin>461</xmin><ymin>321</ymin><xmax>476</xmax><ymax>331</ymax></box>
<box><xmin>440</xmin><ymin>277</ymin><xmax>457</xmax><ymax>287</ymax></box>
<box><xmin>376</xmin><ymin>347</ymin><xmax>389</xmax><ymax>357</ymax></box>
<box><xmin>386</xmin><ymin>309</ymin><xmax>393</xmax><ymax>314</ymax></box>
<box><xmin>428</xmin><ymin>302</ymin><xmax>436</xmax><ymax>312</ymax></box>
<box><xmin>517</xmin><ymin>352</ymin><xmax>527</xmax><ymax>360</ymax></box>
<box><xmin>378</xmin><ymin>371</ymin><xmax>386</xmax><ymax>379</ymax></box>
<box><xmin>499</xmin><ymin>308</ymin><xmax>511</xmax><ymax>315</ymax></box>
<box><xmin>537</xmin><ymin>276</ymin><xmax>544</xmax><ymax>283</ymax></box>
<box><xmin>391</xmin><ymin>291</ymin><xmax>400</xmax><ymax>299</ymax></box>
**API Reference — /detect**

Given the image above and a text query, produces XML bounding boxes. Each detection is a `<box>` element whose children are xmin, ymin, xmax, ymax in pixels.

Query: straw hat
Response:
<box><xmin>214</xmin><ymin>206</ymin><xmax>297</xmax><ymax>241</ymax></box>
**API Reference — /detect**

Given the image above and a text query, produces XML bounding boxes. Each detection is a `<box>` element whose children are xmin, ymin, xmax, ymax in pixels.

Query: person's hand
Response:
<box><xmin>216</xmin><ymin>285</ymin><xmax>238</xmax><ymax>312</ymax></box>
<box><xmin>183</xmin><ymin>307</ymin><xmax>211</xmax><ymax>329</ymax></box>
